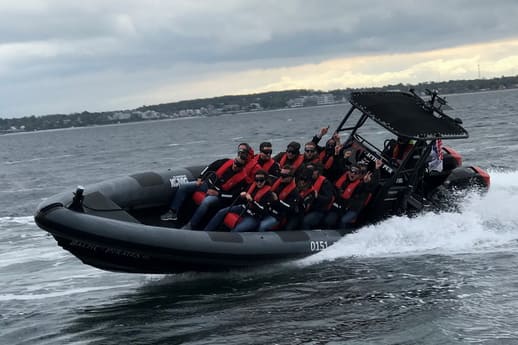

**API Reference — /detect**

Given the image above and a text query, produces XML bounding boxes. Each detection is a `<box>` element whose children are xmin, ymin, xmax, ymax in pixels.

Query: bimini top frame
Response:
<box><xmin>336</xmin><ymin>90</ymin><xmax>469</xmax><ymax>141</ymax></box>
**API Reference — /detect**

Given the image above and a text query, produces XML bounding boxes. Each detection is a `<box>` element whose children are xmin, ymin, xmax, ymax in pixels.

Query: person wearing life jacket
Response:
<box><xmin>301</xmin><ymin>142</ymin><xmax>322</xmax><ymax>168</ymax></box>
<box><xmin>274</xmin><ymin>141</ymin><xmax>305</xmax><ymax>173</ymax></box>
<box><xmin>237</xmin><ymin>142</ymin><xmax>254</xmax><ymax>163</ymax></box>
<box><xmin>204</xmin><ymin>170</ymin><xmax>275</xmax><ymax>232</ymax></box>
<box><xmin>383</xmin><ymin>136</ymin><xmax>415</xmax><ymax>165</ymax></box>
<box><xmin>294</xmin><ymin>163</ymin><xmax>335</xmax><ymax>230</ymax></box>
<box><xmin>309</xmin><ymin>126</ymin><xmax>342</xmax><ymax>181</ymax></box>
<box><xmin>267</xmin><ymin>164</ymin><xmax>301</xmax><ymax>231</ymax></box>
<box><xmin>324</xmin><ymin>159</ymin><xmax>381</xmax><ymax>229</ymax></box>
<box><xmin>161</xmin><ymin>154</ymin><xmax>249</xmax><ymax>229</ymax></box>
<box><xmin>246</xmin><ymin>142</ymin><xmax>281</xmax><ymax>184</ymax></box>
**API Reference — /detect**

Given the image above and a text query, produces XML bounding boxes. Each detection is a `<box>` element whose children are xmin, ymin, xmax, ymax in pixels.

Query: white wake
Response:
<box><xmin>301</xmin><ymin>170</ymin><xmax>518</xmax><ymax>265</ymax></box>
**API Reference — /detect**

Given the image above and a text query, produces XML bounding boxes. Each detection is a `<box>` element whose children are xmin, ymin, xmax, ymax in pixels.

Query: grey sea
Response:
<box><xmin>1</xmin><ymin>89</ymin><xmax>518</xmax><ymax>345</ymax></box>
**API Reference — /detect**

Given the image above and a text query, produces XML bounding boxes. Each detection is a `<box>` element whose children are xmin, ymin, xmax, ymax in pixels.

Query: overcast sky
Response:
<box><xmin>1</xmin><ymin>0</ymin><xmax>518</xmax><ymax>118</ymax></box>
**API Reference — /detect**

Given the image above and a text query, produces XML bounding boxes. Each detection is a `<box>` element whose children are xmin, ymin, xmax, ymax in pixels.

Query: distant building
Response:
<box><xmin>109</xmin><ymin>112</ymin><xmax>131</xmax><ymax>121</ymax></box>
<box><xmin>287</xmin><ymin>97</ymin><xmax>305</xmax><ymax>108</ymax></box>
<box><xmin>316</xmin><ymin>93</ymin><xmax>335</xmax><ymax>105</ymax></box>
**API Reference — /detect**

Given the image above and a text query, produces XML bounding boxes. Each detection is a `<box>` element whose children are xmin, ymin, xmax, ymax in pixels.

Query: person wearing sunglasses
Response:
<box><xmin>274</xmin><ymin>141</ymin><xmax>304</xmax><ymax>173</ymax></box>
<box><xmin>302</xmin><ymin>142</ymin><xmax>321</xmax><ymax>167</ymax></box>
<box><xmin>161</xmin><ymin>154</ymin><xmax>249</xmax><ymax>230</ymax></box>
<box><xmin>204</xmin><ymin>170</ymin><xmax>276</xmax><ymax>232</ymax></box>
<box><xmin>324</xmin><ymin>159</ymin><xmax>382</xmax><ymax>229</ymax></box>
<box><xmin>246</xmin><ymin>142</ymin><xmax>281</xmax><ymax>184</ymax></box>
<box><xmin>268</xmin><ymin>165</ymin><xmax>301</xmax><ymax>231</ymax></box>
<box><xmin>297</xmin><ymin>163</ymin><xmax>335</xmax><ymax>230</ymax></box>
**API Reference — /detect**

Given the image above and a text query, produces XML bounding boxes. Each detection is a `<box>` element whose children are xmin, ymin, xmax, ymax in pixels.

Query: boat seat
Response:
<box><xmin>82</xmin><ymin>191</ymin><xmax>140</xmax><ymax>223</ymax></box>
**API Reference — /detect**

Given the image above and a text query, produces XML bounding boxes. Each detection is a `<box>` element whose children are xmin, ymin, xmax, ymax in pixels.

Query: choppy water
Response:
<box><xmin>1</xmin><ymin>90</ymin><xmax>518</xmax><ymax>344</ymax></box>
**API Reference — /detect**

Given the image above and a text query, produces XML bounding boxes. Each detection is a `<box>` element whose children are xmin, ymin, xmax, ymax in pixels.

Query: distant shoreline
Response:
<box><xmin>1</xmin><ymin>82</ymin><xmax>517</xmax><ymax>135</ymax></box>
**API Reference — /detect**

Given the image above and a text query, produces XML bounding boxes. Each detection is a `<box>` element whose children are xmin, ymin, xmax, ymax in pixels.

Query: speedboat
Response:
<box><xmin>34</xmin><ymin>90</ymin><xmax>490</xmax><ymax>274</ymax></box>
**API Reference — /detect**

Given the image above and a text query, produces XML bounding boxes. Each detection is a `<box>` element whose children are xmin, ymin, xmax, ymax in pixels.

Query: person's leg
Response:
<box><xmin>339</xmin><ymin>210</ymin><xmax>359</xmax><ymax>229</ymax></box>
<box><xmin>170</xmin><ymin>182</ymin><xmax>206</xmax><ymax>211</ymax></box>
<box><xmin>232</xmin><ymin>217</ymin><xmax>260</xmax><ymax>232</ymax></box>
<box><xmin>257</xmin><ymin>216</ymin><xmax>279</xmax><ymax>232</ymax></box>
<box><xmin>204</xmin><ymin>206</ymin><xmax>231</xmax><ymax>231</ymax></box>
<box><xmin>190</xmin><ymin>195</ymin><xmax>219</xmax><ymax>229</ymax></box>
<box><xmin>285</xmin><ymin>213</ymin><xmax>302</xmax><ymax>230</ymax></box>
<box><xmin>322</xmin><ymin>211</ymin><xmax>339</xmax><ymax>229</ymax></box>
<box><xmin>301</xmin><ymin>211</ymin><xmax>325</xmax><ymax>230</ymax></box>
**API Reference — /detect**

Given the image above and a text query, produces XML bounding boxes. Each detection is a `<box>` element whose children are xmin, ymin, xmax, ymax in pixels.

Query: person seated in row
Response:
<box><xmin>245</xmin><ymin>141</ymin><xmax>281</xmax><ymax>184</ymax></box>
<box><xmin>269</xmin><ymin>164</ymin><xmax>301</xmax><ymax>230</ymax></box>
<box><xmin>204</xmin><ymin>169</ymin><xmax>276</xmax><ymax>232</ymax></box>
<box><xmin>161</xmin><ymin>153</ymin><xmax>249</xmax><ymax>229</ymax></box>
<box><xmin>274</xmin><ymin>141</ymin><xmax>304</xmax><ymax>173</ymax></box>
<box><xmin>310</xmin><ymin>126</ymin><xmax>344</xmax><ymax>181</ymax></box>
<box><xmin>286</xmin><ymin>163</ymin><xmax>335</xmax><ymax>230</ymax></box>
<box><xmin>324</xmin><ymin>159</ymin><xmax>382</xmax><ymax>229</ymax></box>
<box><xmin>237</xmin><ymin>142</ymin><xmax>254</xmax><ymax>163</ymax></box>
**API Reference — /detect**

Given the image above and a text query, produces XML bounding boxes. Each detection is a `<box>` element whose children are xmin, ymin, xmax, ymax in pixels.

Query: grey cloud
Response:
<box><xmin>2</xmin><ymin>0</ymin><xmax>518</xmax><ymax>117</ymax></box>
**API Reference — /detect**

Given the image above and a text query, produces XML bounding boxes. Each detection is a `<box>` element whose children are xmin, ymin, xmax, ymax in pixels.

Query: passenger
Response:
<box><xmin>324</xmin><ymin>160</ymin><xmax>381</xmax><ymax>229</ymax></box>
<box><xmin>237</xmin><ymin>142</ymin><xmax>254</xmax><ymax>163</ymax></box>
<box><xmin>296</xmin><ymin>164</ymin><xmax>335</xmax><ymax>230</ymax></box>
<box><xmin>302</xmin><ymin>142</ymin><xmax>321</xmax><ymax>167</ymax></box>
<box><xmin>204</xmin><ymin>170</ymin><xmax>276</xmax><ymax>232</ymax></box>
<box><xmin>274</xmin><ymin>141</ymin><xmax>305</xmax><ymax>173</ymax></box>
<box><xmin>328</xmin><ymin>143</ymin><xmax>355</xmax><ymax>178</ymax></box>
<box><xmin>268</xmin><ymin>164</ymin><xmax>301</xmax><ymax>231</ymax></box>
<box><xmin>246</xmin><ymin>142</ymin><xmax>281</xmax><ymax>183</ymax></box>
<box><xmin>161</xmin><ymin>154</ymin><xmax>249</xmax><ymax>229</ymax></box>
<box><xmin>323</xmin><ymin>137</ymin><xmax>343</xmax><ymax>181</ymax></box>
<box><xmin>384</xmin><ymin>136</ymin><xmax>414</xmax><ymax>164</ymax></box>
<box><xmin>310</xmin><ymin>126</ymin><xmax>330</xmax><ymax>147</ymax></box>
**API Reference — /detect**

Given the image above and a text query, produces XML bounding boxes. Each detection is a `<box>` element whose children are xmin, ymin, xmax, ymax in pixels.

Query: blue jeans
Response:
<box><xmin>170</xmin><ymin>181</ymin><xmax>208</xmax><ymax>211</ymax></box>
<box><xmin>323</xmin><ymin>211</ymin><xmax>340</xmax><ymax>229</ymax></box>
<box><xmin>232</xmin><ymin>216</ymin><xmax>260</xmax><ymax>232</ymax></box>
<box><xmin>301</xmin><ymin>211</ymin><xmax>326</xmax><ymax>230</ymax></box>
<box><xmin>339</xmin><ymin>210</ymin><xmax>359</xmax><ymax>229</ymax></box>
<box><xmin>204</xmin><ymin>205</ymin><xmax>245</xmax><ymax>231</ymax></box>
<box><xmin>257</xmin><ymin>215</ymin><xmax>279</xmax><ymax>232</ymax></box>
<box><xmin>190</xmin><ymin>195</ymin><xmax>220</xmax><ymax>229</ymax></box>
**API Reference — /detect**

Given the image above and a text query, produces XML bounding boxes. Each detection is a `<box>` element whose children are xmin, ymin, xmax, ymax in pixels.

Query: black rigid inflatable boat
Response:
<box><xmin>35</xmin><ymin>90</ymin><xmax>490</xmax><ymax>274</ymax></box>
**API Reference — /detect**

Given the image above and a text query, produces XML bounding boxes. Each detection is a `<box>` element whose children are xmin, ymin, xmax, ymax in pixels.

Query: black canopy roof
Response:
<box><xmin>348</xmin><ymin>91</ymin><xmax>469</xmax><ymax>140</ymax></box>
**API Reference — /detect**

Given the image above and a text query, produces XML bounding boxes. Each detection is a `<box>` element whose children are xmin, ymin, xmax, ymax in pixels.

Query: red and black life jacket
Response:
<box><xmin>248</xmin><ymin>155</ymin><xmax>276</xmax><ymax>179</ymax></box>
<box><xmin>335</xmin><ymin>172</ymin><xmax>362</xmax><ymax>200</ymax></box>
<box><xmin>279</xmin><ymin>153</ymin><xmax>304</xmax><ymax>170</ymax></box>
<box><xmin>300</xmin><ymin>175</ymin><xmax>334</xmax><ymax>210</ymax></box>
<box><xmin>319</xmin><ymin>151</ymin><xmax>334</xmax><ymax>170</ymax></box>
<box><xmin>271</xmin><ymin>179</ymin><xmax>297</xmax><ymax>201</ymax></box>
<box><xmin>215</xmin><ymin>159</ymin><xmax>248</xmax><ymax>192</ymax></box>
<box><xmin>392</xmin><ymin>142</ymin><xmax>413</xmax><ymax>161</ymax></box>
<box><xmin>246</xmin><ymin>183</ymin><xmax>272</xmax><ymax>204</ymax></box>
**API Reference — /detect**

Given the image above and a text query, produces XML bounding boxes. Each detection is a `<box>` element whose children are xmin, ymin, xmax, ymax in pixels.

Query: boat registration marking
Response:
<box><xmin>70</xmin><ymin>240</ymin><xmax>149</xmax><ymax>259</ymax></box>
<box><xmin>169</xmin><ymin>175</ymin><xmax>189</xmax><ymax>188</ymax></box>
<box><xmin>310</xmin><ymin>240</ymin><xmax>328</xmax><ymax>252</ymax></box>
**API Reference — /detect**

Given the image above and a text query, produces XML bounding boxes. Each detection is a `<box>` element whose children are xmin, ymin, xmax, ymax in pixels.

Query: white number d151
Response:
<box><xmin>310</xmin><ymin>240</ymin><xmax>328</xmax><ymax>252</ymax></box>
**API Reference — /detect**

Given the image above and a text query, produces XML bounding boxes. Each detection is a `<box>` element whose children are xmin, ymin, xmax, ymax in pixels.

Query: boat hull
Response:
<box><xmin>34</xmin><ymin>168</ymin><xmax>346</xmax><ymax>274</ymax></box>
